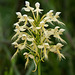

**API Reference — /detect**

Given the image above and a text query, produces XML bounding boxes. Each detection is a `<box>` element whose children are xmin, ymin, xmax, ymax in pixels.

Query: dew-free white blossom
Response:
<box><xmin>12</xmin><ymin>1</ymin><xmax>66</xmax><ymax>72</ymax></box>
<box><xmin>23</xmin><ymin>1</ymin><xmax>34</xmax><ymax>12</ymax></box>
<box><xmin>34</xmin><ymin>2</ymin><xmax>43</xmax><ymax>13</ymax></box>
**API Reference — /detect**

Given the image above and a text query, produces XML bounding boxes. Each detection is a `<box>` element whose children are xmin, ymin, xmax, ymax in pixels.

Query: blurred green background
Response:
<box><xmin>0</xmin><ymin>0</ymin><xmax>75</xmax><ymax>75</ymax></box>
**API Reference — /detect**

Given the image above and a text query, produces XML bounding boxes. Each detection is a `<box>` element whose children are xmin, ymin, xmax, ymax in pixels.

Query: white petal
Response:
<box><xmin>25</xmin><ymin>1</ymin><xmax>30</xmax><ymax>6</ymax></box>
<box><xmin>14</xmin><ymin>23</ymin><xmax>19</xmax><ymax>26</ymax></box>
<box><xmin>34</xmin><ymin>9</ymin><xmax>43</xmax><ymax>13</ymax></box>
<box><xmin>49</xmin><ymin>10</ymin><xmax>54</xmax><ymax>13</ymax></box>
<box><xmin>27</xmin><ymin>38</ymin><xmax>34</xmax><ymax>41</ymax></box>
<box><xmin>47</xmin><ymin>10</ymin><xmax>53</xmax><ymax>16</ymax></box>
<box><xmin>19</xmin><ymin>45</ymin><xmax>25</xmax><ymax>50</ymax></box>
<box><xmin>14</xmin><ymin>29</ymin><xmax>18</xmax><ymax>32</ymax></box>
<box><xmin>44</xmin><ymin>48</ymin><xmax>48</xmax><ymax>59</ymax></box>
<box><xmin>55</xmin><ymin>26</ymin><xmax>60</xmax><ymax>29</ymax></box>
<box><xmin>40</xmin><ymin>21</ymin><xmax>45</xmax><ymax>24</ymax></box>
<box><xmin>12</xmin><ymin>42</ymin><xmax>18</xmax><ymax>45</ymax></box>
<box><xmin>16</xmin><ymin>12</ymin><xmax>22</xmax><ymax>18</ymax></box>
<box><xmin>22</xmin><ymin>7</ymin><xmax>30</xmax><ymax>12</ymax></box>
<box><xmin>44</xmin><ymin>30</ymin><xmax>49</xmax><ymax>38</ymax></box>
<box><xmin>30</xmin><ymin>7</ymin><xmax>34</xmax><ymax>11</ymax></box>
<box><xmin>22</xmin><ymin>34</ymin><xmax>26</xmax><ymax>40</ymax></box>
<box><xmin>29</xmin><ymin>55</ymin><xmax>34</xmax><ymax>59</ymax></box>
<box><xmin>50</xmin><ymin>47</ymin><xmax>56</xmax><ymax>52</ymax></box>
<box><xmin>44</xmin><ymin>43</ymin><xmax>49</xmax><ymax>46</ymax></box>
<box><xmin>44</xmin><ymin>24</ymin><xmax>48</xmax><ymax>27</ymax></box>
<box><xmin>60</xmin><ymin>54</ymin><xmax>65</xmax><ymax>59</ymax></box>
<box><xmin>44</xmin><ymin>17</ymin><xmax>49</xmax><ymax>20</ymax></box>
<box><xmin>19</xmin><ymin>17</ymin><xmax>25</xmax><ymax>22</ymax></box>
<box><xmin>28</xmin><ymin>19</ymin><xmax>34</xmax><ymax>22</ymax></box>
<box><xmin>36</xmin><ymin>27</ymin><xmax>41</xmax><ymax>29</ymax></box>
<box><xmin>35</xmin><ymin>2</ymin><xmax>40</xmax><ymax>8</ymax></box>
<box><xmin>16</xmin><ymin>12</ymin><xmax>21</xmax><ymax>15</ymax></box>
<box><xmin>57</xmin><ymin>43</ymin><xmax>63</xmax><ymax>47</ymax></box>
<box><xmin>22</xmin><ymin>34</ymin><xmax>26</xmax><ymax>37</ymax></box>
<box><xmin>55</xmin><ymin>12</ymin><xmax>61</xmax><ymax>15</ymax></box>
<box><xmin>38</xmin><ymin>45</ymin><xmax>44</xmax><ymax>48</ymax></box>
<box><xmin>47</xmin><ymin>19</ymin><xmax>54</xmax><ymax>25</ymax></box>
<box><xmin>59</xmin><ymin>29</ymin><xmax>65</xmax><ymax>32</ymax></box>
<box><xmin>49</xmin><ymin>30</ymin><xmax>54</xmax><ymax>35</ymax></box>
<box><xmin>15</xmin><ymin>25</ymin><xmax>19</xmax><ymax>29</ymax></box>
<box><xmin>23</xmin><ymin>14</ymin><xmax>27</xmax><ymax>18</ymax></box>
<box><xmin>20</xmin><ymin>27</ymin><xmax>26</xmax><ymax>31</ymax></box>
<box><xmin>23</xmin><ymin>52</ymin><xmax>28</xmax><ymax>55</ymax></box>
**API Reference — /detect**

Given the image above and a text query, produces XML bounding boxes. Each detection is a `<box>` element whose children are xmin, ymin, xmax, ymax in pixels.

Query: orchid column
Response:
<box><xmin>12</xmin><ymin>1</ymin><xmax>66</xmax><ymax>75</ymax></box>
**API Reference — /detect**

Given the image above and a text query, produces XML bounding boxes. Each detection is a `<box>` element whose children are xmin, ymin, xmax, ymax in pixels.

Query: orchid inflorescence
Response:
<box><xmin>12</xmin><ymin>1</ymin><xmax>66</xmax><ymax>72</ymax></box>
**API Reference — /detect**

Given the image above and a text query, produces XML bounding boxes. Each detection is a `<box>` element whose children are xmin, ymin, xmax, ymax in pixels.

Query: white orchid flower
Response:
<box><xmin>34</xmin><ymin>2</ymin><xmax>43</xmax><ymax>13</ymax></box>
<box><xmin>50</xmin><ymin>43</ymin><xmax>65</xmax><ymax>60</ymax></box>
<box><xmin>23</xmin><ymin>1</ymin><xmax>34</xmax><ymax>12</ymax></box>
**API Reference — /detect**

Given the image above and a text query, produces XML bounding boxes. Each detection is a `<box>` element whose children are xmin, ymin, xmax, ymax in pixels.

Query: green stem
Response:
<box><xmin>38</xmin><ymin>61</ymin><xmax>41</xmax><ymax>75</ymax></box>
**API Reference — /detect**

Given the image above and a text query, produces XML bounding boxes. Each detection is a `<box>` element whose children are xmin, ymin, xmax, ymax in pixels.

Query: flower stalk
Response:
<box><xmin>38</xmin><ymin>61</ymin><xmax>41</xmax><ymax>75</ymax></box>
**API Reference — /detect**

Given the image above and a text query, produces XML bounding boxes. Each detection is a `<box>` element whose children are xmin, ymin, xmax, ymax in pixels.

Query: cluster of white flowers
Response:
<box><xmin>12</xmin><ymin>1</ymin><xmax>66</xmax><ymax>72</ymax></box>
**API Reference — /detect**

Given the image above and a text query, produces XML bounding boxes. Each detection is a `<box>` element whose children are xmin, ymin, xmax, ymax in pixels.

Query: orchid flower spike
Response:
<box><xmin>12</xmin><ymin>1</ymin><xmax>66</xmax><ymax>72</ymax></box>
